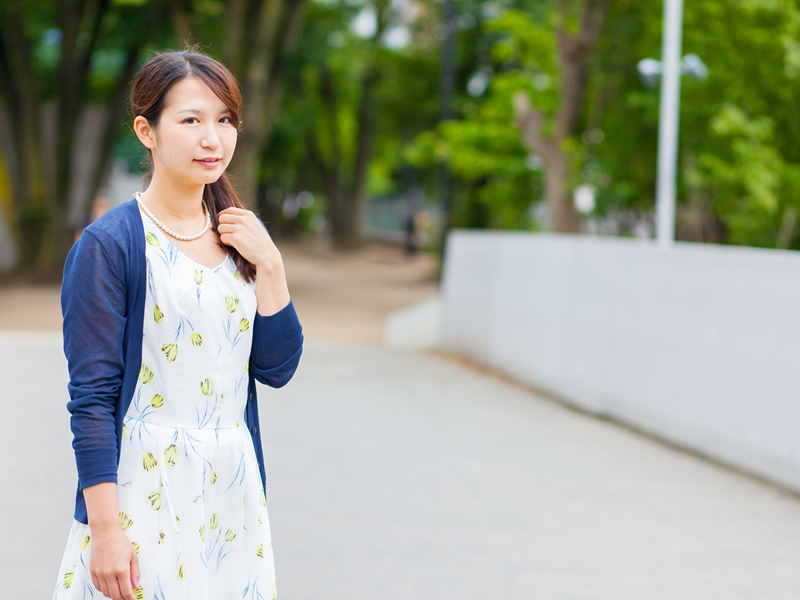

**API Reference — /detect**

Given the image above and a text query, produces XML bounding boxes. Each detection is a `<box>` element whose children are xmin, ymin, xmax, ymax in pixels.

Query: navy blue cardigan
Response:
<box><xmin>61</xmin><ymin>199</ymin><xmax>303</xmax><ymax>524</ymax></box>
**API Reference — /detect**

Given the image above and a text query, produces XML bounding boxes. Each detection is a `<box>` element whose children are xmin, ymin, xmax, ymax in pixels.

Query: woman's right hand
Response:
<box><xmin>89</xmin><ymin>526</ymin><xmax>141</xmax><ymax>600</ymax></box>
<box><xmin>83</xmin><ymin>482</ymin><xmax>141</xmax><ymax>600</ymax></box>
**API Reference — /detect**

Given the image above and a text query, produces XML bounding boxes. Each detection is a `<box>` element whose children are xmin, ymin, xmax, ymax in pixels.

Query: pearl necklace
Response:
<box><xmin>134</xmin><ymin>191</ymin><xmax>211</xmax><ymax>242</ymax></box>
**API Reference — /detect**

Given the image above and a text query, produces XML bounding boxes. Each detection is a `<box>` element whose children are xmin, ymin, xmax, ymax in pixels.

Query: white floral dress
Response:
<box><xmin>53</xmin><ymin>206</ymin><xmax>278</xmax><ymax>600</ymax></box>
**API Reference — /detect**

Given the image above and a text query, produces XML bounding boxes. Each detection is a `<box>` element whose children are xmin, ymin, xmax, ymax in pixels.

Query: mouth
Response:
<box><xmin>195</xmin><ymin>157</ymin><xmax>222</xmax><ymax>167</ymax></box>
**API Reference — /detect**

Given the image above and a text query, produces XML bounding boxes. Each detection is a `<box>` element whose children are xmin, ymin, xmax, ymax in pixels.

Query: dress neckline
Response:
<box><xmin>138</xmin><ymin>204</ymin><xmax>229</xmax><ymax>271</ymax></box>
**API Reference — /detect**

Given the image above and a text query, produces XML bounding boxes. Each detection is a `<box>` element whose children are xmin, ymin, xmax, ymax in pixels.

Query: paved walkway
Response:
<box><xmin>3</xmin><ymin>336</ymin><xmax>800</xmax><ymax>599</ymax></box>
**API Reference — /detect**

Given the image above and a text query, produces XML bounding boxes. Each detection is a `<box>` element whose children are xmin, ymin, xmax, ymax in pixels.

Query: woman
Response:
<box><xmin>53</xmin><ymin>48</ymin><xmax>303</xmax><ymax>600</ymax></box>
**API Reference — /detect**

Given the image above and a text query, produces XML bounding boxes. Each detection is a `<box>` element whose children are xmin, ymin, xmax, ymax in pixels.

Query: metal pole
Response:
<box><xmin>655</xmin><ymin>0</ymin><xmax>684</xmax><ymax>247</ymax></box>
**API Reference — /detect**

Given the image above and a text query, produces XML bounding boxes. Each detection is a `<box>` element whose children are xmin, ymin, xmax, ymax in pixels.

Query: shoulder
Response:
<box><xmin>80</xmin><ymin>199</ymin><xmax>143</xmax><ymax>256</ymax></box>
<box><xmin>67</xmin><ymin>199</ymin><xmax>143</xmax><ymax>273</ymax></box>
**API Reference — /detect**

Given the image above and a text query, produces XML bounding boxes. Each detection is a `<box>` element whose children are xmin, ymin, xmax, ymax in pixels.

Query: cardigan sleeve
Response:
<box><xmin>250</xmin><ymin>299</ymin><xmax>303</xmax><ymax>388</ymax></box>
<box><xmin>248</xmin><ymin>218</ymin><xmax>303</xmax><ymax>388</ymax></box>
<box><xmin>62</xmin><ymin>229</ymin><xmax>127</xmax><ymax>490</ymax></box>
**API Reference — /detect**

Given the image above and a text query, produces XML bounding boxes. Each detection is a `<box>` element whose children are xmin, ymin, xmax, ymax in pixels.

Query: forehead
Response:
<box><xmin>163</xmin><ymin>76</ymin><xmax>230</xmax><ymax>113</ymax></box>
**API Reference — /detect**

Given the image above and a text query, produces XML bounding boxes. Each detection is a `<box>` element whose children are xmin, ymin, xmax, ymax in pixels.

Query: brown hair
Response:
<box><xmin>130</xmin><ymin>46</ymin><xmax>255</xmax><ymax>282</ymax></box>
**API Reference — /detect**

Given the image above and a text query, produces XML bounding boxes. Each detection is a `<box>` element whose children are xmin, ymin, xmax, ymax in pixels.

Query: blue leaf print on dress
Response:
<box><xmin>195</xmin><ymin>391</ymin><xmax>219</xmax><ymax>429</ymax></box>
<box><xmin>174</xmin><ymin>313</ymin><xmax>195</xmax><ymax>342</ymax></box>
<box><xmin>224</xmin><ymin>454</ymin><xmax>246</xmax><ymax>494</ymax></box>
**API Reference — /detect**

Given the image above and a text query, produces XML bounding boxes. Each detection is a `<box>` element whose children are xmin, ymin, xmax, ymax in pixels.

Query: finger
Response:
<box><xmin>91</xmin><ymin>573</ymin><xmax>102</xmax><ymax>593</ymax></box>
<box><xmin>219</xmin><ymin>233</ymin><xmax>234</xmax><ymax>246</ymax></box>
<box><xmin>107</xmin><ymin>578</ymin><xmax>123</xmax><ymax>600</ymax></box>
<box><xmin>117</xmin><ymin>574</ymin><xmax>136</xmax><ymax>600</ymax></box>
<box><xmin>216</xmin><ymin>224</ymin><xmax>236</xmax><ymax>235</ymax></box>
<box><xmin>97</xmin><ymin>576</ymin><xmax>111</xmax><ymax>598</ymax></box>
<box><xmin>217</xmin><ymin>212</ymin><xmax>241</xmax><ymax>224</ymax></box>
<box><xmin>130</xmin><ymin>550</ymin><xmax>141</xmax><ymax>589</ymax></box>
<box><xmin>218</xmin><ymin>208</ymin><xmax>249</xmax><ymax>221</ymax></box>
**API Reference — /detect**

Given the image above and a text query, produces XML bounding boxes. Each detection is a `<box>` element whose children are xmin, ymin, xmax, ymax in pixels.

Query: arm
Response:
<box><xmin>61</xmin><ymin>231</ymin><xmax>139</xmax><ymax>600</ymax></box>
<box><xmin>218</xmin><ymin>208</ymin><xmax>304</xmax><ymax>388</ymax></box>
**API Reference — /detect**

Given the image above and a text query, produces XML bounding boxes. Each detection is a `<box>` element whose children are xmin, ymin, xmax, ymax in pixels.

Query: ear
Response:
<box><xmin>133</xmin><ymin>115</ymin><xmax>157</xmax><ymax>151</ymax></box>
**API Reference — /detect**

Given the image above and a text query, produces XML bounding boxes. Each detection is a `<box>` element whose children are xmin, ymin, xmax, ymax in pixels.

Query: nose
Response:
<box><xmin>200</xmin><ymin>122</ymin><xmax>222</xmax><ymax>150</ymax></box>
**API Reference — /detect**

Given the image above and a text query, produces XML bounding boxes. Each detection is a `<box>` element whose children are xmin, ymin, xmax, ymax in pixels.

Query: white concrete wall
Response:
<box><xmin>441</xmin><ymin>230</ymin><xmax>800</xmax><ymax>492</ymax></box>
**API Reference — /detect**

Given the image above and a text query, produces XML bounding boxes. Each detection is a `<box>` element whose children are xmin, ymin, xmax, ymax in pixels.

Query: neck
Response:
<box><xmin>140</xmin><ymin>166</ymin><xmax>206</xmax><ymax>220</ymax></box>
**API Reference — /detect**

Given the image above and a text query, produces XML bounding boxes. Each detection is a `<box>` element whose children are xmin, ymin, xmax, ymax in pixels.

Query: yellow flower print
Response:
<box><xmin>158</xmin><ymin>531</ymin><xmax>165</xmax><ymax>544</ymax></box>
<box><xmin>258</xmin><ymin>513</ymin><xmax>262</xmax><ymax>524</ymax></box>
<box><xmin>82</xmin><ymin>533</ymin><xmax>91</xmax><ymax>550</ymax></box>
<box><xmin>259</xmin><ymin>489</ymin><xmax>267</xmax><ymax>508</ymax></box>
<box><xmin>139</xmin><ymin>364</ymin><xmax>154</xmax><ymax>384</ymax></box>
<box><xmin>132</xmin><ymin>542</ymin><xmax>140</xmax><ymax>554</ymax></box>
<box><xmin>119</xmin><ymin>511</ymin><xmax>134</xmax><ymax>531</ymax></box>
<box><xmin>200</xmin><ymin>378</ymin><xmax>214</xmax><ymax>397</ymax></box>
<box><xmin>194</xmin><ymin>269</ymin><xmax>203</xmax><ymax>285</ymax></box>
<box><xmin>234</xmin><ymin>272</ymin><xmax>245</xmax><ymax>286</ymax></box>
<box><xmin>150</xmin><ymin>394</ymin><xmax>164</xmax><ymax>408</ymax></box>
<box><xmin>210</xmin><ymin>471</ymin><xmax>217</xmax><ymax>485</ymax></box>
<box><xmin>256</xmin><ymin>544</ymin><xmax>264</xmax><ymax>558</ymax></box>
<box><xmin>225</xmin><ymin>294</ymin><xmax>239</xmax><ymax>313</ymax></box>
<box><xmin>161</xmin><ymin>343</ymin><xmax>178</xmax><ymax>362</ymax></box>
<box><xmin>142</xmin><ymin>452</ymin><xmax>157</xmax><ymax>472</ymax></box>
<box><xmin>164</xmin><ymin>444</ymin><xmax>178</xmax><ymax>466</ymax></box>
<box><xmin>210</xmin><ymin>513</ymin><xmax>219</xmax><ymax>530</ymax></box>
<box><xmin>63</xmin><ymin>572</ymin><xmax>74</xmax><ymax>589</ymax></box>
<box><xmin>148</xmin><ymin>491</ymin><xmax>161</xmax><ymax>511</ymax></box>
<box><xmin>199</xmin><ymin>525</ymin><xmax>206</xmax><ymax>543</ymax></box>
<box><xmin>239</xmin><ymin>318</ymin><xmax>250</xmax><ymax>332</ymax></box>
<box><xmin>272</xmin><ymin>581</ymin><xmax>277</xmax><ymax>600</ymax></box>
<box><xmin>178</xmin><ymin>563</ymin><xmax>185</xmax><ymax>580</ymax></box>
<box><xmin>175</xmin><ymin>514</ymin><xmax>180</xmax><ymax>523</ymax></box>
<box><xmin>191</xmin><ymin>331</ymin><xmax>203</xmax><ymax>347</ymax></box>
<box><xmin>224</xmin><ymin>529</ymin><xmax>236</xmax><ymax>542</ymax></box>
<box><xmin>145</xmin><ymin>232</ymin><xmax>160</xmax><ymax>247</ymax></box>
<box><xmin>154</xmin><ymin>305</ymin><xmax>164</xmax><ymax>323</ymax></box>
<box><xmin>245</xmin><ymin>357</ymin><xmax>249</xmax><ymax>372</ymax></box>
<box><xmin>133</xmin><ymin>586</ymin><xmax>145</xmax><ymax>600</ymax></box>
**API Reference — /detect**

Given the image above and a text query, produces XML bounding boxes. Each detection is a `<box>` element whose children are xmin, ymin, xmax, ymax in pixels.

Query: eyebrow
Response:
<box><xmin>177</xmin><ymin>108</ymin><xmax>232</xmax><ymax>115</ymax></box>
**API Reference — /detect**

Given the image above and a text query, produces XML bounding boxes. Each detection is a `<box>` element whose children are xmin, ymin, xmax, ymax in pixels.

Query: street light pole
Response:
<box><xmin>655</xmin><ymin>0</ymin><xmax>684</xmax><ymax>247</ymax></box>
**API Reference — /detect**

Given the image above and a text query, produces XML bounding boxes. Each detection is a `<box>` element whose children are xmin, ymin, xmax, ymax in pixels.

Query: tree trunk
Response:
<box><xmin>326</xmin><ymin>1</ymin><xmax>390</xmax><ymax>250</ymax></box>
<box><xmin>229</xmin><ymin>0</ymin><xmax>284</xmax><ymax>208</ymax></box>
<box><xmin>512</xmin><ymin>0</ymin><xmax>611</xmax><ymax>234</ymax></box>
<box><xmin>545</xmin><ymin>152</ymin><xmax>580</xmax><ymax>232</ymax></box>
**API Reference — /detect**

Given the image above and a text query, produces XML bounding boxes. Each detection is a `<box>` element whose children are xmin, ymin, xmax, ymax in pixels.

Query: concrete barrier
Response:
<box><xmin>441</xmin><ymin>230</ymin><xmax>800</xmax><ymax>492</ymax></box>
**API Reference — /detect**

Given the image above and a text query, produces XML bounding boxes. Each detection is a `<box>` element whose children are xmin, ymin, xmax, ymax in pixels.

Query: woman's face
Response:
<box><xmin>144</xmin><ymin>76</ymin><xmax>238</xmax><ymax>186</ymax></box>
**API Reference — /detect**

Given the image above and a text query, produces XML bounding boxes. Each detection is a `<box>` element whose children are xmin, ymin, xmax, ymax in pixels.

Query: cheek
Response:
<box><xmin>224</xmin><ymin>133</ymin><xmax>238</xmax><ymax>158</ymax></box>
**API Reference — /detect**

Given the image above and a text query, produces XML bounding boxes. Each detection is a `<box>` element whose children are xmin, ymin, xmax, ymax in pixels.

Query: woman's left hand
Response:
<box><xmin>217</xmin><ymin>207</ymin><xmax>282</xmax><ymax>270</ymax></box>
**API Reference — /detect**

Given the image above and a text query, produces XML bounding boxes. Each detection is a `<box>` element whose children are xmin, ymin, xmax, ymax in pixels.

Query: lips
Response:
<box><xmin>195</xmin><ymin>157</ymin><xmax>221</xmax><ymax>167</ymax></box>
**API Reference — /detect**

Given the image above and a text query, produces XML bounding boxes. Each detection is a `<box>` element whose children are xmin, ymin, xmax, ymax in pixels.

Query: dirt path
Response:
<box><xmin>0</xmin><ymin>240</ymin><xmax>440</xmax><ymax>344</ymax></box>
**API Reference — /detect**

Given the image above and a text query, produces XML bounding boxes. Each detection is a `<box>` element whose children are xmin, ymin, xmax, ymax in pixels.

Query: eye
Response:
<box><xmin>183</xmin><ymin>117</ymin><xmax>198</xmax><ymax>124</ymax></box>
<box><xmin>220</xmin><ymin>116</ymin><xmax>232</xmax><ymax>124</ymax></box>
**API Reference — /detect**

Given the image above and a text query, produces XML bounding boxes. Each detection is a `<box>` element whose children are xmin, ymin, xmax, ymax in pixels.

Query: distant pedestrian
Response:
<box><xmin>53</xmin><ymin>47</ymin><xmax>303</xmax><ymax>600</ymax></box>
<box><xmin>404</xmin><ymin>200</ymin><xmax>418</xmax><ymax>257</ymax></box>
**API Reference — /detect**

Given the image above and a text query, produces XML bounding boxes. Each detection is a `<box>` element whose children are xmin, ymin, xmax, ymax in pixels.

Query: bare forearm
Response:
<box><xmin>83</xmin><ymin>481</ymin><xmax>122</xmax><ymax>533</ymax></box>
<box><xmin>254</xmin><ymin>258</ymin><xmax>291</xmax><ymax>317</ymax></box>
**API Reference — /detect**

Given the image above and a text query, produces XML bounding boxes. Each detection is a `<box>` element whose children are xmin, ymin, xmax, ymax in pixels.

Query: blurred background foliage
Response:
<box><xmin>4</xmin><ymin>0</ymin><xmax>800</xmax><ymax>277</ymax></box>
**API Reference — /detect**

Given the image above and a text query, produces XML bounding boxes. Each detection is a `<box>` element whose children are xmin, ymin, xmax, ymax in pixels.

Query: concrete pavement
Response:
<box><xmin>3</xmin><ymin>337</ymin><xmax>800</xmax><ymax>599</ymax></box>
